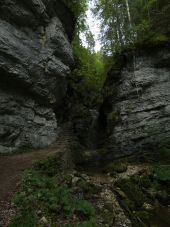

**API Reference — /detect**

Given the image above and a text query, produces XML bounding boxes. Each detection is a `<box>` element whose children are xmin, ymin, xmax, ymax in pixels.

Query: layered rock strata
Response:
<box><xmin>104</xmin><ymin>45</ymin><xmax>170</xmax><ymax>156</ymax></box>
<box><xmin>0</xmin><ymin>0</ymin><xmax>74</xmax><ymax>152</ymax></box>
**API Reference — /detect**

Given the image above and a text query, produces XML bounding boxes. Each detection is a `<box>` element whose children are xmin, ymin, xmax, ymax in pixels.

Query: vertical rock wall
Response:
<box><xmin>104</xmin><ymin>45</ymin><xmax>170</xmax><ymax>157</ymax></box>
<box><xmin>0</xmin><ymin>0</ymin><xmax>75</xmax><ymax>153</ymax></box>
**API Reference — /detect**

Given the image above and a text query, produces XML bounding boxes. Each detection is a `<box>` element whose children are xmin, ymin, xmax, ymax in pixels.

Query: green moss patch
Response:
<box><xmin>154</xmin><ymin>166</ymin><xmax>170</xmax><ymax>183</ymax></box>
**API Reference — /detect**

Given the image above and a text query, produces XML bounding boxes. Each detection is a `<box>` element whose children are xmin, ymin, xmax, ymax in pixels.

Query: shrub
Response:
<box><xmin>10</xmin><ymin>171</ymin><xmax>96</xmax><ymax>226</ymax></box>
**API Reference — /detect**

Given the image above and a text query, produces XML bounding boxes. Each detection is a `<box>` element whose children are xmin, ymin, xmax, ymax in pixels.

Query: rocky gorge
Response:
<box><xmin>100</xmin><ymin>44</ymin><xmax>170</xmax><ymax>158</ymax></box>
<box><xmin>0</xmin><ymin>0</ymin><xmax>75</xmax><ymax>153</ymax></box>
<box><xmin>0</xmin><ymin>0</ymin><xmax>169</xmax><ymax>160</ymax></box>
<box><xmin>0</xmin><ymin>1</ymin><xmax>170</xmax><ymax>226</ymax></box>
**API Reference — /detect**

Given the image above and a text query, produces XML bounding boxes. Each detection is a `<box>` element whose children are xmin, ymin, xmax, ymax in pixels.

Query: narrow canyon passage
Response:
<box><xmin>0</xmin><ymin>0</ymin><xmax>170</xmax><ymax>226</ymax></box>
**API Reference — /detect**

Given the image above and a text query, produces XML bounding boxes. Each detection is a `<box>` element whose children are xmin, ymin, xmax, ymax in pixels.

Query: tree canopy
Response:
<box><xmin>93</xmin><ymin>0</ymin><xmax>170</xmax><ymax>55</ymax></box>
<box><xmin>63</xmin><ymin>0</ymin><xmax>170</xmax><ymax>113</ymax></box>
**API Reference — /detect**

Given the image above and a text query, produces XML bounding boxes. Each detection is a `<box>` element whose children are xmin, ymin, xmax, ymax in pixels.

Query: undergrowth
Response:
<box><xmin>10</xmin><ymin>164</ymin><xmax>96</xmax><ymax>227</ymax></box>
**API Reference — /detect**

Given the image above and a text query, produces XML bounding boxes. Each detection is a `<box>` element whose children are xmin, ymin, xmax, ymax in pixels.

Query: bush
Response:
<box><xmin>76</xmin><ymin>200</ymin><xmax>96</xmax><ymax>218</ymax></box>
<box><xmin>10</xmin><ymin>171</ymin><xmax>96</xmax><ymax>226</ymax></box>
<box><xmin>9</xmin><ymin>211</ymin><xmax>36</xmax><ymax>227</ymax></box>
<box><xmin>154</xmin><ymin>166</ymin><xmax>170</xmax><ymax>182</ymax></box>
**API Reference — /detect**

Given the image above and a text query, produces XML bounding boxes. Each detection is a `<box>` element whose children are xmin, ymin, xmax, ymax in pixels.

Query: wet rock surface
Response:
<box><xmin>0</xmin><ymin>0</ymin><xmax>75</xmax><ymax>152</ymax></box>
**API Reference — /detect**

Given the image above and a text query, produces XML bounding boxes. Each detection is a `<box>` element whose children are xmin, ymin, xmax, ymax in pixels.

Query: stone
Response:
<box><xmin>0</xmin><ymin>90</ymin><xmax>57</xmax><ymax>152</ymax></box>
<box><xmin>0</xmin><ymin>0</ymin><xmax>75</xmax><ymax>153</ymax></box>
<box><xmin>34</xmin><ymin>116</ymin><xmax>46</xmax><ymax>125</ymax></box>
<box><xmin>104</xmin><ymin>202</ymin><xmax>113</xmax><ymax>212</ymax></box>
<box><xmin>142</xmin><ymin>203</ymin><xmax>154</xmax><ymax>211</ymax></box>
<box><xmin>72</xmin><ymin>177</ymin><xmax>80</xmax><ymax>185</ymax></box>
<box><xmin>102</xmin><ymin>45</ymin><xmax>170</xmax><ymax>157</ymax></box>
<box><xmin>115</xmin><ymin>188</ymin><xmax>127</xmax><ymax>200</ymax></box>
<box><xmin>81</xmin><ymin>173</ymin><xmax>90</xmax><ymax>181</ymax></box>
<box><xmin>40</xmin><ymin>216</ymin><xmax>48</xmax><ymax>225</ymax></box>
<box><xmin>115</xmin><ymin>163</ymin><xmax>128</xmax><ymax>173</ymax></box>
<box><xmin>104</xmin><ymin>163</ymin><xmax>128</xmax><ymax>174</ymax></box>
<box><xmin>140</xmin><ymin>176</ymin><xmax>152</xmax><ymax>188</ymax></box>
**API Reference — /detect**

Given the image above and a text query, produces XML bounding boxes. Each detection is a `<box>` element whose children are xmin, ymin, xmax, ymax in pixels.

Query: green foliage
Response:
<box><xmin>116</xmin><ymin>165</ymin><xmax>170</xmax><ymax>226</ymax></box>
<box><xmin>159</xmin><ymin>147</ymin><xmax>170</xmax><ymax>158</ymax></box>
<box><xmin>117</xmin><ymin>178</ymin><xmax>149</xmax><ymax>207</ymax></box>
<box><xmin>63</xmin><ymin>0</ymin><xmax>87</xmax><ymax>19</ymax></box>
<box><xmin>77</xmin><ymin>219</ymin><xmax>96</xmax><ymax>227</ymax></box>
<box><xmin>77</xmin><ymin>179</ymin><xmax>101</xmax><ymax>195</ymax></box>
<box><xmin>9</xmin><ymin>211</ymin><xmax>36</xmax><ymax>227</ymax></box>
<box><xmin>93</xmin><ymin>0</ymin><xmax>170</xmax><ymax>55</ymax></box>
<box><xmin>104</xmin><ymin>162</ymin><xmax>127</xmax><ymax>174</ymax></box>
<box><xmin>35</xmin><ymin>156</ymin><xmax>60</xmax><ymax>176</ymax></box>
<box><xmin>10</xmin><ymin>171</ymin><xmax>96</xmax><ymax>226</ymax></box>
<box><xmin>63</xmin><ymin>1</ymin><xmax>107</xmax><ymax>115</ymax></box>
<box><xmin>76</xmin><ymin>200</ymin><xmax>96</xmax><ymax>217</ymax></box>
<box><xmin>134</xmin><ymin>210</ymin><xmax>152</xmax><ymax>222</ymax></box>
<box><xmin>155</xmin><ymin>166</ymin><xmax>170</xmax><ymax>182</ymax></box>
<box><xmin>68</xmin><ymin>46</ymin><xmax>106</xmax><ymax>113</ymax></box>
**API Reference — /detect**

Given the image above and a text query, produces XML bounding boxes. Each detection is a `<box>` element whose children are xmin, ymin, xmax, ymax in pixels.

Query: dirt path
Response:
<box><xmin>0</xmin><ymin>148</ymin><xmax>58</xmax><ymax>202</ymax></box>
<box><xmin>0</xmin><ymin>123</ymin><xmax>75</xmax><ymax>226</ymax></box>
<box><xmin>0</xmin><ymin>148</ymin><xmax>59</xmax><ymax>226</ymax></box>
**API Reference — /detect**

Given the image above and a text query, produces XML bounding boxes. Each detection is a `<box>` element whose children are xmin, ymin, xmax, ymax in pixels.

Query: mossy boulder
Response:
<box><xmin>104</xmin><ymin>162</ymin><xmax>127</xmax><ymax>174</ymax></box>
<box><xmin>154</xmin><ymin>166</ymin><xmax>170</xmax><ymax>185</ymax></box>
<box><xmin>116</xmin><ymin>178</ymin><xmax>149</xmax><ymax>208</ymax></box>
<box><xmin>98</xmin><ymin>209</ymin><xmax>115</xmax><ymax>225</ymax></box>
<box><xmin>156</xmin><ymin>190</ymin><xmax>170</xmax><ymax>205</ymax></box>
<box><xmin>140</xmin><ymin>176</ymin><xmax>152</xmax><ymax>188</ymax></box>
<box><xmin>134</xmin><ymin>210</ymin><xmax>153</xmax><ymax>222</ymax></box>
<box><xmin>77</xmin><ymin>179</ymin><xmax>101</xmax><ymax>197</ymax></box>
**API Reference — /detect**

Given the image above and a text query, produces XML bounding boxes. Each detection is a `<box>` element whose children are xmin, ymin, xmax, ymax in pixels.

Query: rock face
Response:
<box><xmin>104</xmin><ymin>45</ymin><xmax>170</xmax><ymax>157</ymax></box>
<box><xmin>74</xmin><ymin>109</ymin><xmax>99</xmax><ymax>148</ymax></box>
<box><xmin>0</xmin><ymin>0</ymin><xmax>75</xmax><ymax>153</ymax></box>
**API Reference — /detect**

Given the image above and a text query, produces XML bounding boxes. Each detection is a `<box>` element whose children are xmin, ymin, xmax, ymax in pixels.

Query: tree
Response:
<box><xmin>125</xmin><ymin>0</ymin><xmax>132</xmax><ymax>27</ymax></box>
<box><xmin>93</xmin><ymin>0</ymin><xmax>170</xmax><ymax>55</ymax></box>
<box><xmin>85</xmin><ymin>30</ymin><xmax>95</xmax><ymax>53</ymax></box>
<box><xmin>63</xmin><ymin>1</ymin><xmax>106</xmax><ymax>109</ymax></box>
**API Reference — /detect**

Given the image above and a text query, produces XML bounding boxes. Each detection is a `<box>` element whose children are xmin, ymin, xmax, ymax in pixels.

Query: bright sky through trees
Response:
<box><xmin>81</xmin><ymin>1</ymin><xmax>101</xmax><ymax>52</ymax></box>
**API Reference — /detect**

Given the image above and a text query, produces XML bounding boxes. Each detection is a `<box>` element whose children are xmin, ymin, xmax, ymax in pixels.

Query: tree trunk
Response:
<box><xmin>125</xmin><ymin>0</ymin><xmax>132</xmax><ymax>27</ymax></box>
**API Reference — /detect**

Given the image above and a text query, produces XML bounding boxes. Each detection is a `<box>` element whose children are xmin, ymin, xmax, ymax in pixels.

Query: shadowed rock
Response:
<box><xmin>0</xmin><ymin>0</ymin><xmax>75</xmax><ymax>152</ymax></box>
<box><xmin>102</xmin><ymin>44</ymin><xmax>170</xmax><ymax>157</ymax></box>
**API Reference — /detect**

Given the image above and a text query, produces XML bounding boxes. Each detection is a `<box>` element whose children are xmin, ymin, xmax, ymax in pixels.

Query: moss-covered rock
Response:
<box><xmin>77</xmin><ymin>179</ymin><xmax>101</xmax><ymax>197</ymax></box>
<box><xmin>98</xmin><ymin>209</ymin><xmax>115</xmax><ymax>225</ymax></box>
<box><xmin>140</xmin><ymin>176</ymin><xmax>152</xmax><ymax>188</ymax></box>
<box><xmin>116</xmin><ymin>178</ymin><xmax>149</xmax><ymax>208</ymax></box>
<box><xmin>104</xmin><ymin>162</ymin><xmax>127</xmax><ymax>174</ymax></box>
<box><xmin>154</xmin><ymin>166</ymin><xmax>170</xmax><ymax>184</ymax></box>
<box><xmin>156</xmin><ymin>190</ymin><xmax>170</xmax><ymax>205</ymax></box>
<box><xmin>134</xmin><ymin>210</ymin><xmax>153</xmax><ymax>223</ymax></box>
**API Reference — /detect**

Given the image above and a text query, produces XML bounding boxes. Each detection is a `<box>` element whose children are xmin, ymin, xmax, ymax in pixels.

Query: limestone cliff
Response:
<box><xmin>0</xmin><ymin>0</ymin><xmax>75</xmax><ymax>153</ymax></box>
<box><xmin>101</xmin><ymin>43</ymin><xmax>170</xmax><ymax>157</ymax></box>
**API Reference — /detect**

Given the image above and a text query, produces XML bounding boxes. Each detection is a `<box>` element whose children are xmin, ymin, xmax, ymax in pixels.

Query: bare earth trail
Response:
<box><xmin>0</xmin><ymin>148</ymin><xmax>59</xmax><ymax>226</ymax></box>
<box><xmin>0</xmin><ymin>123</ymin><xmax>74</xmax><ymax>226</ymax></box>
<box><xmin>0</xmin><ymin>149</ymin><xmax>57</xmax><ymax>202</ymax></box>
